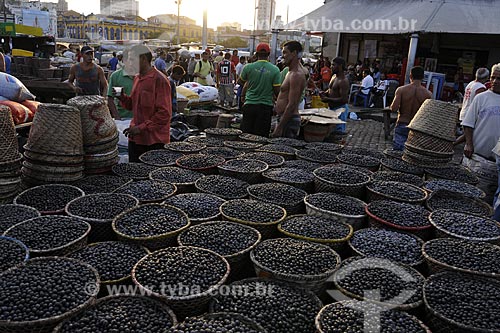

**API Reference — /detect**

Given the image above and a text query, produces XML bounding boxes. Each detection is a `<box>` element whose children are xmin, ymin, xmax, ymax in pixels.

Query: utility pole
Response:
<box><xmin>175</xmin><ymin>0</ymin><xmax>181</xmax><ymax>44</ymax></box>
<box><xmin>202</xmin><ymin>9</ymin><xmax>207</xmax><ymax>49</ymax></box>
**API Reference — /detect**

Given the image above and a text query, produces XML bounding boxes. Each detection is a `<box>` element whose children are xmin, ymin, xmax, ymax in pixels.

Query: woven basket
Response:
<box><xmin>14</xmin><ymin>184</ymin><xmax>85</xmax><ymax>215</ymax></box>
<box><xmin>68</xmin><ymin>95</ymin><xmax>118</xmax><ymax>146</ymax></box>
<box><xmin>333</xmin><ymin>257</ymin><xmax>425</xmax><ymax>311</ymax></box>
<box><xmin>223</xmin><ymin>141</ymin><xmax>263</xmax><ymax>152</ymax></box>
<box><xmin>408</xmin><ymin>99</ymin><xmax>459</xmax><ymax>141</ymax></box>
<box><xmin>425</xmin><ymin>165</ymin><xmax>479</xmax><ymax>185</ymax></box>
<box><xmin>365</xmin><ymin>205</ymin><xmax>433</xmax><ymax>240</ymax></box>
<box><xmin>132</xmin><ymin>247</ymin><xmax>230</xmax><ymax>319</ymax></box>
<box><xmin>165</xmin><ymin>141</ymin><xmax>207</xmax><ymax>153</ymax></box>
<box><xmin>198</xmin><ymin>112</ymin><xmax>221</xmax><ymax>131</ymax></box>
<box><xmin>177</xmin><ymin>221</ymin><xmax>262</xmax><ymax>280</ymax></box>
<box><xmin>426</xmin><ymin>190</ymin><xmax>493</xmax><ymax>217</ymax></box>
<box><xmin>239</xmin><ymin>133</ymin><xmax>270</xmax><ymax>144</ymax></box>
<box><xmin>250</xmin><ymin>239</ymin><xmax>340</xmax><ymax>294</ymax></box>
<box><xmin>256</xmin><ymin>145</ymin><xmax>297</xmax><ymax>160</ymax></box>
<box><xmin>423</xmin><ymin>272</ymin><xmax>500</xmax><ymax>333</ymax></box>
<box><xmin>66</xmin><ymin>194</ymin><xmax>139</xmax><ymax>243</ymax></box>
<box><xmin>24</xmin><ymin>104</ymin><xmax>84</xmax><ymax>156</ymax></box>
<box><xmin>0</xmin><ymin>106</ymin><xmax>20</xmax><ymax>163</ymax></box>
<box><xmin>278</xmin><ymin>214</ymin><xmax>354</xmax><ymax>252</ymax></box>
<box><xmin>422</xmin><ymin>238</ymin><xmax>500</xmax><ymax>279</ymax></box>
<box><xmin>176</xmin><ymin>154</ymin><xmax>225</xmax><ymax>175</ymax></box>
<box><xmin>247</xmin><ymin>183</ymin><xmax>307</xmax><ymax>215</ymax></box>
<box><xmin>366</xmin><ymin>181</ymin><xmax>428</xmax><ymax>205</ymax></box>
<box><xmin>139</xmin><ymin>149</ymin><xmax>184</xmax><ymax>167</ymax></box>
<box><xmin>218</xmin><ymin>159</ymin><xmax>269</xmax><ymax>184</ymax></box>
<box><xmin>0</xmin><ymin>257</ymin><xmax>99</xmax><ymax>333</ymax></box>
<box><xmin>296</xmin><ymin>149</ymin><xmax>338</xmax><ymax>164</ymax></box>
<box><xmin>0</xmin><ymin>236</ymin><xmax>30</xmax><ymax>269</ymax></box>
<box><xmin>4</xmin><ymin>216</ymin><xmax>91</xmax><ymax>257</ymax></box>
<box><xmin>194</xmin><ymin>175</ymin><xmax>249</xmax><ymax>200</ymax></box>
<box><xmin>115</xmin><ymin>180</ymin><xmax>177</xmax><ymax>204</ymax></box>
<box><xmin>313</xmin><ymin>167</ymin><xmax>371</xmax><ymax>199</ymax></box>
<box><xmin>112</xmin><ymin>204</ymin><xmax>190</xmax><ymax>250</ymax></box>
<box><xmin>23</xmin><ymin>149</ymin><xmax>84</xmax><ymax>166</ymax></box>
<box><xmin>21</xmin><ymin>166</ymin><xmax>84</xmax><ymax>183</ymax></box>
<box><xmin>316</xmin><ymin>301</ymin><xmax>432</xmax><ymax>333</ymax></box>
<box><xmin>83</xmin><ymin>134</ymin><xmax>119</xmax><ymax>154</ymax></box>
<box><xmin>262</xmin><ymin>167</ymin><xmax>314</xmax><ymax>193</ymax></box>
<box><xmin>403</xmin><ymin>149</ymin><xmax>452</xmax><ymax>169</ymax></box>
<box><xmin>53</xmin><ymin>294</ymin><xmax>178</xmax><ymax>333</ymax></box>
<box><xmin>22</xmin><ymin>160</ymin><xmax>85</xmax><ymax>174</ymax></box>
<box><xmin>205</xmin><ymin>127</ymin><xmax>242</xmax><ymax>141</ymax></box>
<box><xmin>220</xmin><ymin>199</ymin><xmax>287</xmax><ymax>240</ymax></box>
<box><xmin>405</xmin><ymin>140</ymin><xmax>454</xmax><ymax>158</ymax></box>
<box><xmin>428</xmin><ymin>210</ymin><xmax>500</xmax><ymax>245</ymax></box>
<box><xmin>304</xmin><ymin>196</ymin><xmax>367</xmax><ymax>231</ymax></box>
<box><xmin>406</xmin><ymin>129</ymin><xmax>455</xmax><ymax>152</ymax></box>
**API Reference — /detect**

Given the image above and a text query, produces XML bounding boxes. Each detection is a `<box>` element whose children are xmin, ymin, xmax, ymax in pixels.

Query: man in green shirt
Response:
<box><xmin>238</xmin><ymin>43</ymin><xmax>281</xmax><ymax>137</ymax></box>
<box><xmin>107</xmin><ymin>49</ymin><xmax>134</xmax><ymax>119</ymax></box>
<box><xmin>193</xmin><ymin>51</ymin><xmax>215</xmax><ymax>86</ymax></box>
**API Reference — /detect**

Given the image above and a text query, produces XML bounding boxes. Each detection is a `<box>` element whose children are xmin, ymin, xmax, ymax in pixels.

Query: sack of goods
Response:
<box><xmin>67</xmin><ymin>95</ymin><xmax>119</xmax><ymax>174</ymax></box>
<box><xmin>403</xmin><ymin>99</ymin><xmax>459</xmax><ymax>168</ymax></box>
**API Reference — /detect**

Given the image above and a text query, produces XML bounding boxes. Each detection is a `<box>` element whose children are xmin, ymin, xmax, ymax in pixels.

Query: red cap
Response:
<box><xmin>256</xmin><ymin>43</ymin><xmax>271</xmax><ymax>53</ymax></box>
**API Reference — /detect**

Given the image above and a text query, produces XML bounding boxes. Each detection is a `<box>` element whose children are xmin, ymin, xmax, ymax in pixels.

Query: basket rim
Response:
<box><xmin>428</xmin><ymin>209</ymin><xmax>500</xmax><ymax>242</ymax></box>
<box><xmin>217</xmin><ymin>158</ymin><xmax>269</xmax><ymax>174</ymax></box>
<box><xmin>238</xmin><ymin>133</ymin><xmax>270</xmax><ymax>144</ymax></box>
<box><xmin>315</xmin><ymin>301</ymin><xmax>432</xmax><ymax>333</ymax></box>
<box><xmin>0</xmin><ymin>235</ymin><xmax>30</xmax><ymax>263</ymax></box>
<box><xmin>177</xmin><ymin>220</ymin><xmax>262</xmax><ymax>260</ymax></box>
<box><xmin>67</xmin><ymin>241</ymin><xmax>151</xmax><ymax>284</ymax></box>
<box><xmin>220</xmin><ymin>199</ymin><xmax>287</xmax><ymax>226</ymax></box>
<box><xmin>65</xmin><ymin>193</ymin><xmax>139</xmax><ymax>223</ymax></box>
<box><xmin>3</xmin><ymin>215</ymin><xmax>91</xmax><ymax>255</ymax></box>
<box><xmin>365</xmin><ymin>204</ymin><xmax>432</xmax><ymax>231</ymax></box>
<box><xmin>423</xmin><ymin>179</ymin><xmax>486</xmax><ymax>199</ymax></box>
<box><xmin>366</xmin><ymin>180</ymin><xmax>428</xmax><ymax>204</ymax></box>
<box><xmin>277</xmin><ymin>214</ymin><xmax>354</xmax><ymax>244</ymax></box>
<box><xmin>71</xmin><ymin>175</ymin><xmax>134</xmax><ymax>194</ymax></box>
<box><xmin>53</xmin><ymin>293</ymin><xmax>178</xmax><ymax>332</ymax></box>
<box><xmin>422</xmin><ymin>238</ymin><xmax>500</xmax><ymax>278</ymax></box>
<box><xmin>332</xmin><ymin>257</ymin><xmax>424</xmax><ymax>310</ymax></box>
<box><xmin>113</xmin><ymin>180</ymin><xmax>178</xmax><ymax>204</ymax></box>
<box><xmin>14</xmin><ymin>184</ymin><xmax>85</xmax><ymax>214</ymax></box>
<box><xmin>163</xmin><ymin>192</ymin><xmax>225</xmax><ymax>222</ymax></box>
<box><xmin>304</xmin><ymin>193</ymin><xmax>367</xmax><ymax>219</ymax></box>
<box><xmin>422</xmin><ymin>271</ymin><xmax>500</xmax><ymax>332</ymax></box>
<box><xmin>313</xmin><ymin>166</ymin><xmax>371</xmax><ymax>187</ymax></box>
<box><xmin>131</xmin><ymin>246</ymin><xmax>230</xmax><ymax>301</ymax></box>
<box><xmin>112</xmin><ymin>203</ymin><xmax>191</xmax><ymax>241</ymax></box>
<box><xmin>348</xmin><ymin>228</ymin><xmax>425</xmax><ymax>267</ymax></box>
<box><xmin>0</xmin><ymin>256</ymin><xmax>100</xmax><ymax>328</ymax></box>
<box><xmin>250</xmin><ymin>237</ymin><xmax>341</xmax><ymax>281</ymax></box>
<box><xmin>175</xmin><ymin>154</ymin><xmax>226</xmax><ymax>171</ymax></box>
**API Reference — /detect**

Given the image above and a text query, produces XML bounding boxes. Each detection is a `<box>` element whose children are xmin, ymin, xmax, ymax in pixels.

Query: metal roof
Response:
<box><xmin>285</xmin><ymin>0</ymin><xmax>500</xmax><ymax>34</ymax></box>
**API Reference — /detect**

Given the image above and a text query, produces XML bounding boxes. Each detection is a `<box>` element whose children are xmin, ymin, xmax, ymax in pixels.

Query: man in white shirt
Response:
<box><xmin>354</xmin><ymin>69</ymin><xmax>373</xmax><ymax>105</ymax></box>
<box><xmin>462</xmin><ymin>64</ymin><xmax>500</xmax><ymax>203</ymax></box>
<box><xmin>460</xmin><ymin>67</ymin><xmax>489</xmax><ymax>122</ymax></box>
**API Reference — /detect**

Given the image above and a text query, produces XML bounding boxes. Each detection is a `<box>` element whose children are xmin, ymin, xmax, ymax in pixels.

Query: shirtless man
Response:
<box><xmin>67</xmin><ymin>45</ymin><xmax>108</xmax><ymax>96</ymax></box>
<box><xmin>320</xmin><ymin>57</ymin><xmax>350</xmax><ymax>133</ymax></box>
<box><xmin>390</xmin><ymin>66</ymin><xmax>432</xmax><ymax>150</ymax></box>
<box><xmin>272</xmin><ymin>41</ymin><xmax>307</xmax><ymax>138</ymax></box>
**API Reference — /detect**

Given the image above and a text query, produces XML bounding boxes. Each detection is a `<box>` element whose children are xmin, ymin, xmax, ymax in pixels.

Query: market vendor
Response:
<box><xmin>67</xmin><ymin>45</ymin><xmax>108</xmax><ymax>97</ymax></box>
<box><xmin>106</xmin><ymin>49</ymin><xmax>134</xmax><ymax>120</ymax></box>
<box><xmin>320</xmin><ymin>56</ymin><xmax>350</xmax><ymax>133</ymax></box>
<box><xmin>116</xmin><ymin>44</ymin><xmax>172</xmax><ymax>162</ymax></box>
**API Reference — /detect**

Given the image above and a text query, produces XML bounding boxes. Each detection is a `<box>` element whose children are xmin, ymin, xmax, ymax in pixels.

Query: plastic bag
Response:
<box><xmin>0</xmin><ymin>100</ymin><xmax>32</xmax><ymax>124</ymax></box>
<box><xmin>0</xmin><ymin>72</ymin><xmax>36</xmax><ymax>102</ymax></box>
<box><xmin>205</xmin><ymin>73</ymin><xmax>215</xmax><ymax>86</ymax></box>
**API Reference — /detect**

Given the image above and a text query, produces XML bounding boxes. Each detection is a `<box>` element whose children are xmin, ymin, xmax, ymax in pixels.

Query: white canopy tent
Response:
<box><xmin>286</xmin><ymin>0</ymin><xmax>500</xmax><ymax>81</ymax></box>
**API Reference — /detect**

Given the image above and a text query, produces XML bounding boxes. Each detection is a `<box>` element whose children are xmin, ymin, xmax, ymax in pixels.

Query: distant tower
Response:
<box><xmin>57</xmin><ymin>0</ymin><xmax>68</xmax><ymax>13</ymax></box>
<box><xmin>256</xmin><ymin>0</ymin><xmax>276</xmax><ymax>30</ymax></box>
<box><xmin>100</xmin><ymin>0</ymin><xmax>138</xmax><ymax>16</ymax></box>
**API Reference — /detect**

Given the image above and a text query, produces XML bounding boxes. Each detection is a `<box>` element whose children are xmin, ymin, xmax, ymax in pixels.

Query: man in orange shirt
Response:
<box><xmin>320</xmin><ymin>60</ymin><xmax>332</xmax><ymax>90</ymax></box>
<box><xmin>118</xmin><ymin>45</ymin><xmax>172</xmax><ymax>162</ymax></box>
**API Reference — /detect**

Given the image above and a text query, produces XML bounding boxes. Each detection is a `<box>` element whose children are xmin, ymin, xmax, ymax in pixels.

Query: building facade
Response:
<box><xmin>256</xmin><ymin>0</ymin><xmax>275</xmax><ymax>31</ymax></box>
<box><xmin>100</xmin><ymin>0</ymin><xmax>138</xmax><ymax>17</ymax></box>
<box><xmin>7</xmin><ymin>0</ymin><xmax>58</xmax><ymax>36</ymax></box>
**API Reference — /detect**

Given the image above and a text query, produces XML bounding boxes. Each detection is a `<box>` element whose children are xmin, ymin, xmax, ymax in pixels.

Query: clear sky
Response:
<box><xmin>59</xmin><ymin>0</ymin><xmax>325</xmax><ymax>29</ymax></box>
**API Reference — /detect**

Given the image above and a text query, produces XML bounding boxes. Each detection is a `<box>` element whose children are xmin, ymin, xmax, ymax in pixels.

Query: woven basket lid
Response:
<box><xmin>0</xmin><ymin>105</ymin><xmax>20</xmax><ymax>163</ymax></box>
<box><xmin>24</xmin><ymin>104</ymin><xmax>84</xmax><ymax>156</ymax></box>
<box><xmin>67</xmin><ymin>95</ymin><xmax>118</xmax><ymax>146</ymax></box>
<box><xmin>407</xmin><ymin>99</ymin><xmax>458</xmax><ymax>141</ymax></box>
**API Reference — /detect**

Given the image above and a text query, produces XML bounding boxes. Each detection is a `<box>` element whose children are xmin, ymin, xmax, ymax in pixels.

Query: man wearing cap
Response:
<box><xmin>67</xmin><ymin>45</ymin><xmax>108</xmax><ymax>96</ymax></box>
<box><xmin>272</xmin><ymin>41</ymin><xmax>306</xmax><ymax>139</ymax></box>
<box><xmin>238</xmin><ymin>43</ymin><xmax>281</xmax><ymax>137</ymax></box>
<box><xmin>116</xmin><ymin>44</ymin><xmax>172</xmax><ymax>162</ymax></box>
<box><xmin>320</xmin><ymin>57</ymin><xmax>350</xmax><ymax>133</ymax></box>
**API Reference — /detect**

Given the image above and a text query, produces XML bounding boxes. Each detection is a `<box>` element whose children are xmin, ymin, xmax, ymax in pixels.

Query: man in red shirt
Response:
<box><xmin>231</xmin><ymin>49</ymin><xmax>239</xmax><ymax>68</ymax></box>
<box><xmin>118</xmin><ymin>44</ymin><xmax>172</xmax><ymax>162</ymax></box>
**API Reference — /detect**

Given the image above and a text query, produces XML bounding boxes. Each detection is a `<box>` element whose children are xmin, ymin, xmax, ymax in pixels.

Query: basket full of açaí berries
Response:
<box><xmin>2</xmin><ymin>131</ymin><xmax>500</xmax><ymax>333</ymax></box>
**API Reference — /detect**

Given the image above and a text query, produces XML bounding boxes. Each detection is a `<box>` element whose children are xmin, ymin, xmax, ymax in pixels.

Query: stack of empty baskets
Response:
<box><xmin>67</xmin><ymin>96</ymin><xmax>119</xmax><ymax>174</ymax></box>
<box><xmin>22</xmin><ymin>104</ymin><xmax>85</xmax><ymax>185</ymax></box>
<box><xmin>403</xmin><ymin>99</ymin><xmax>459</xmax><ymax>168</ymax></box>
<box><xmin>0</xmin><ymin>106</ymin><xmax>22</xmax><ymax>203</ymax></box>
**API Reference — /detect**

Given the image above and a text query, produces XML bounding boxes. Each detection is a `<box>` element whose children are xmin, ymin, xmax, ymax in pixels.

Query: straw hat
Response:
<box><xmin>24</xmin><ymin>104</ymin><xmax>84</xmax><ymax>156</ymax></box>
<box><xmin>67</xmin><ymin>95</ymin><xmax>118</xmax><ymax>146</ymax></box>
<box><xmin>407</xmin><ymin>99</ymin><xmax>459</xmax><ymax>142</ymax></box>
<box><xmin>0</xmin><ymin>105</ymin><xmax>20</xmax><ymax>163</ymax></box>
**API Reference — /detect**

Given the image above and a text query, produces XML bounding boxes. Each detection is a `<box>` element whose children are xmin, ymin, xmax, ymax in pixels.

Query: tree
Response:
<box><xmin>221</xmin><ymin>36</ymin><xmax>247</xmax><ymax>49</ymax></box>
